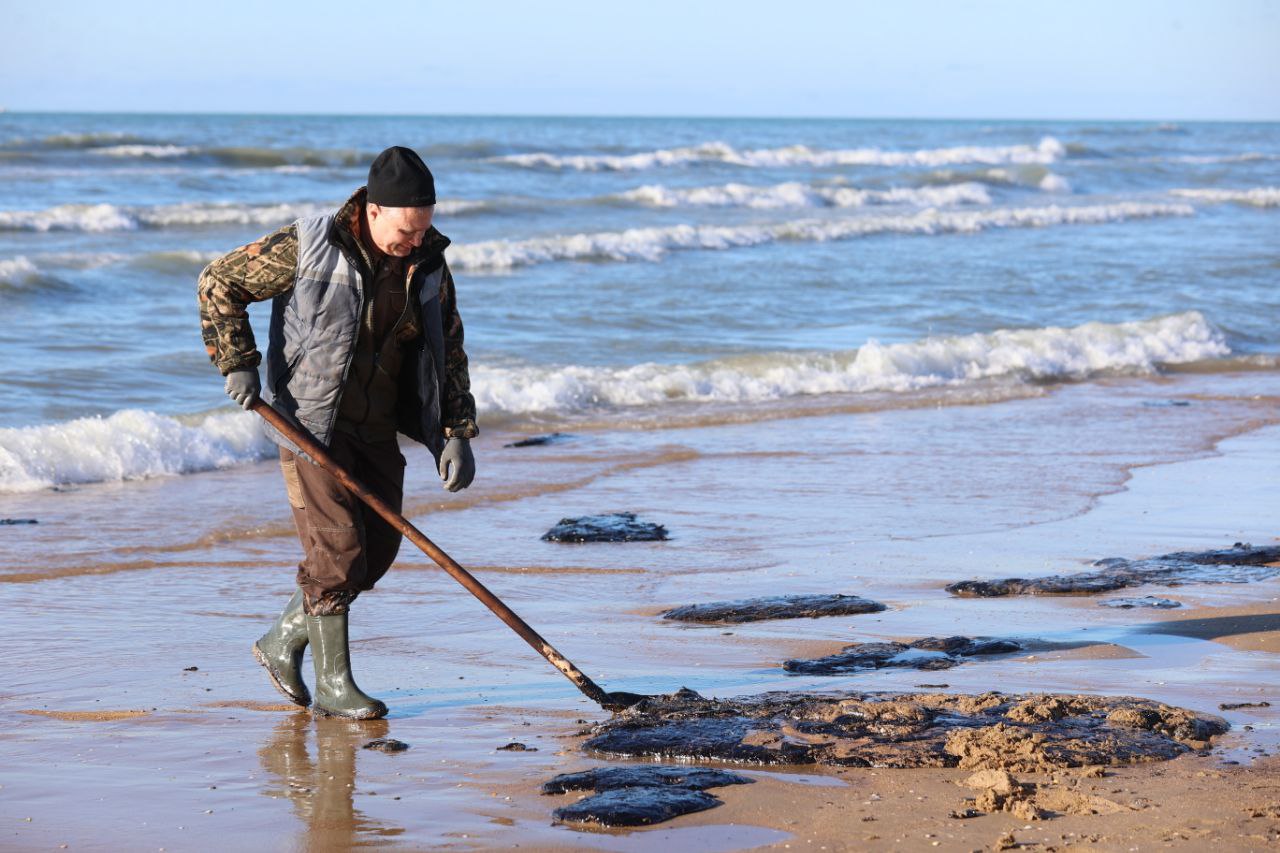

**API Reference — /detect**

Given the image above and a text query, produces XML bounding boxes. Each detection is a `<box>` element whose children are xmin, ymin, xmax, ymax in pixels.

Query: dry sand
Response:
<box><xmin>508</xmin><ymin>754</ymin><xmax>1280</xmax><ymax>852</ymax></box>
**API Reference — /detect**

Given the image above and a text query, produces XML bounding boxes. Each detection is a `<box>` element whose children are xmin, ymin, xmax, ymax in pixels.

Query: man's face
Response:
<box><xmin>366</xmin><ymin>203</ymin><xmax>434</xmax><ymax>257</ymax></box>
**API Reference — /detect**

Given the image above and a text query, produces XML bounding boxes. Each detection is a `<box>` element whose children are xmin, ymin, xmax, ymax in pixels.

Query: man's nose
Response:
<box><xmin>411</xmin><ymin>231</ymin><xmax>425</xmax><ymax>247</ymax></box>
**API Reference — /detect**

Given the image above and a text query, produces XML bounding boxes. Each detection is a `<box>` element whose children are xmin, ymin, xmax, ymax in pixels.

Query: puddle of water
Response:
<box><xmin>743</xmin><ymin>769</ymin><xmax>849</xmax><ymax>788</ymax></box>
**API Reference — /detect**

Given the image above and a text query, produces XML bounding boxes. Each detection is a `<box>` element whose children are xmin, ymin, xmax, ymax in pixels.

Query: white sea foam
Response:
<box><xmin>470</xmin><ymin>312</ymin><xmax>1229</xmax><ymax>417</ymax></box>
<box><xmin>0</xmin><ymin>313</ymin><xmax>1229</xmax><ymax>491</ymax></box>
<box><xmin>0</xmin><ymin>198</ymin><xmax>489</xmax><ymax>232</ymax></box>
<box><xmin>493</xmin><ymin>137</ymin><xmax>1067</xmax><ymax>171</ymax></box>
<box><xmin>0</xmin><ymin>256</ymin><xmax>42</xmax><ymax>287</ymax></box>
<box><xmin>0</xmin><ymin>409</ymin><xmax>273</xmax><ymax>494</ymax></box>
<box><xmin>92</xmin><ymin>144</ymin><xmax>193</xmax><ymax>158</ymax></box>
<box><xmin>139</xmin><ymin>201</ymin><xmax>331</xmax><ymax>227</ymax></box>
<box><xmin>1038</xmin><ymin>173</ymin><xmax>1072</xmax><ymax>193</ymax></box>
<box><xmin>437</xmin><ymin>199</ymin><xmax>493</xmax><ymax>216</ymax></box>
<box><xmin>0</xmin><ymin>204</ymin><xmax>137</xmax><ymax>232</ymax></box>
<box><xmin>1170</xmin><ymin>187</ymin><xmax>1280</xmax><ymax>208</ymax></box>
<box><xmin>0</xmin><ymin>201</ymin><xmax>321</xmax><ymax>232</ymax></box>
<box><xmin>616</xmin><ymin>181</ymin><xmax>992</xmax><ymax>209</ymax></box>
<box><xmin>448</xmin><ymin>201</ymin><xmax>1194</xmax><ymax>271</ymax></box>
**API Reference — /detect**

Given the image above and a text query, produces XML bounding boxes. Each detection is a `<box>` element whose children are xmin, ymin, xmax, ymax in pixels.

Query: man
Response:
<box><xmin>197</xmin><ymin>146</ymin><xmax>478</xmax><ymax>720</ymax></box>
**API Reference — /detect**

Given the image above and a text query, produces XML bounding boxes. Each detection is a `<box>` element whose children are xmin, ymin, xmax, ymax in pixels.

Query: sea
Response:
<box><xmin>0</xmin><ymin>115</ymin><xmax>1277</xmax><ymax>489</ymax></box>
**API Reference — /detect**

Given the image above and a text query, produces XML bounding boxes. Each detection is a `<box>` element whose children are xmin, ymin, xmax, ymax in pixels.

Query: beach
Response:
<box><xmin>3</xmin><ymin>367</ymin><xmax>1279</xmax><ymax>850</ymax></box>
<box><xmin>1</xmin><ymin>115</ymin><xmax>1278</xmax><ymax>849</ymax></box>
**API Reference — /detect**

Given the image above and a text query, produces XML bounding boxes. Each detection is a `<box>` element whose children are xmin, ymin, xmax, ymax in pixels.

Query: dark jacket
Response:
<box><xmin>197</xmin><ymin>187</ymin><xmax>478</xmax><ymax>458</ymax></box>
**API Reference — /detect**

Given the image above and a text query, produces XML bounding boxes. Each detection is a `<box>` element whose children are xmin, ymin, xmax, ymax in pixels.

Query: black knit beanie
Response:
<box><xmin>367</xmin><ymin>146</ymin><xmax>436</xmax><ymax>207</ymax></box>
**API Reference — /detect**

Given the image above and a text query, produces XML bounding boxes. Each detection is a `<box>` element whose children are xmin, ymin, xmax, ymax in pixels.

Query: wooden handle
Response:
<box><xmin>251</xmin><ymin>400</ymin><xmax>613</xmax><ymax>708</ymax></box>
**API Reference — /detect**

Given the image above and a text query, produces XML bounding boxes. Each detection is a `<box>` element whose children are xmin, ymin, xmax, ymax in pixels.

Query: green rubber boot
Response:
<box><xmin>307</xmin><ymin>612</ymin><xmax>388</xmax><ymax>720</ymax></box>
<box><xmin>252</xmin><ymin>589</ymin><xmax>311</xmax><ymax>707</ymax></box>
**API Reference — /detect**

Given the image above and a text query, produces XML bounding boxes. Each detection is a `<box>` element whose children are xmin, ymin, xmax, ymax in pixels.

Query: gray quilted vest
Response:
<box><xmin>261</xmin><ymin>213</ymin><xmax>448</xmax><ymax>460</ymax></box>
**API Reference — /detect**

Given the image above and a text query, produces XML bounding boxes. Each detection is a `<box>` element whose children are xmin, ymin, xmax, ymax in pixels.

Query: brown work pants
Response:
<box><xmin>279</xmin><ymin>432</ymin><xmax>405</xmax><ymax>615</ymax></box>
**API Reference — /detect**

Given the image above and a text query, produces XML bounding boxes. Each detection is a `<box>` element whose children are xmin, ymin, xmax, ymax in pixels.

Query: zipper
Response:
<box><xmin>393</xmin><ymin>261</ymin><xmax>419</xmax><ymax>339</ymax></box>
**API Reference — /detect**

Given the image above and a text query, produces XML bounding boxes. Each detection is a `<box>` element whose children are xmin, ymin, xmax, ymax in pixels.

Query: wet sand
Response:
<box><xmin>2</xmin><ymin>370</ymin><xmax>1279</xmax><ymax>850</ymax></box>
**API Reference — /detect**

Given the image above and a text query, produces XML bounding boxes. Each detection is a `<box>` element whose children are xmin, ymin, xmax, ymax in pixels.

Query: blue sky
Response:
<box><xmin>1</xmin><ymin>0</ymin><xmax>1276</xmax><ymax>119</ymax></box>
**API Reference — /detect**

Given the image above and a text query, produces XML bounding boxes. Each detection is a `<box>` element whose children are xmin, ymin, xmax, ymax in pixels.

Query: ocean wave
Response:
<box><xmin>1074</xmin><ymin>124</ymin><xmax>1187</xmax><ymax>137</ymax></box>
<box><xmin>492</xmin><ymin>137</ymin><xmax>1068</xmax><ymax>171</ymax></box>
<box><xmin>129</xmin><ymin>250</ymin><xmax>225</xmax><ymax>274</ymax></box>
<box><xmin>922</xmin><ymin>165</ymin><xmax>1070</xmax><ymax>191</ymax></box>
<box><xmin>202</xmin><ymin>146</ymin><xmax>367</xmax><ymax>168</ymax></box>
<box><xmin>1037</xmin><ymin>173</ymin><xmax>1071</xmax><ymax>193</ymax></box>
<box><xmin>0</xmin><ymin>204</ymin><xmax>136</xmax><ymax>232</ymax></box>
<box><xmin>1169</xmin><ymin>152</ymin><xmax>1277</xmax><ymax>164</ymax></box>
<box><xmin>0</xmin><ymin>256</ymin><xmax>40</xmax><ymax>282</ymax></box>
<box><xmin>2</xmin><ymin>132</ymin><xmax>162</xmax><ymax>150</ymax></box>
<box><xmin>614</xmin><ymin>181</ymin><xmax>992</xmax><ymax>209</ymax></box>
<box><xmin>0</xmin><ymin>409</ymin><xmax>273</xmax><ymax>494</ymax></box>
<box><xmin>0</xmin><ymin>248</ymin><xmax>230</xmax><ymax>282</ymax></box>
<box><xmin>0</xmin><ymin>256</ymin><xmax>53</xmax><ymax>293</ymax></box>
<box><xmin>448</xmin><ymin>201</ymin><xmax>1194</xmax><ymax>271</ymax></box>
<box><xmin>0</xmin><ymin>198</ymin><xmax>488</xmax><ymax>233</ymax></box>
<box><xmin>472</xmin><ymin>312</ymin><xmax>1228</xmax><ymax>416</ymax></box>
<box><xmin>419</xmin><ymin>140</ymin><xmax>505</xmax><ymax>158</ymax></box>
<box><xmin>437</xmin><ymin>199</ymin><xmax>494</xmax><ymax>216</ymax></box>
<box><xmin>0</xmin><ymin>312</ymin><xmax>1229</xmax><ymax>491</ymax></box>
<box><xmin>0</xmin><ymin>201</ymin><xmax>322</xmax><ymax>232</ymax></box>
<box><xmin>0</xmin><ymin>255</ymin><xmax>89</xmax><ymax>295</ymax></box>
<box><xmin>1170</xmin><ymin>187</ymin><xmax>1280</xmax><ymax>208</ymax></box>
<box><xmin>92</xmin><ymin>144</ymin><xmax>193</xmax><ymax>158</ymax></box>
<box><xmin>11</xmin><ymin>139</ymin><xmax>371</xmax><ymax>168</ymax></box>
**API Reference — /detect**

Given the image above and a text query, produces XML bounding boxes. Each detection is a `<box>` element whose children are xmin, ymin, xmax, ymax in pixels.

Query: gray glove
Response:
<box><xmin>225</xmin><ymin>369</ymin><xmax>261</xmax><ymax>411</ymax></box>
<box><xmin>438</xmin><ymin>437</ymin><xmax>475</xmax><ymax>492</ymax></box>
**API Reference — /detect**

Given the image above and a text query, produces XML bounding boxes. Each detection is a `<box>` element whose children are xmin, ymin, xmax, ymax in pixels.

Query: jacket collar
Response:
<box><xmin>327</xmin><ymin>186</ymin><xmax>451</xmax><ymax>263</ymax></box>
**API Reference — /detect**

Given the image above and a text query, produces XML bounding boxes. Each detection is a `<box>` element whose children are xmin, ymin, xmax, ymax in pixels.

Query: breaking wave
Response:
<box><xmin>92</xmin><ymin>144</ymin><xmax>193</xmax><ymax>158</ymax></box>
<box><xmin>1170</xmin><ymin>187</ymin><xmax>1280</xmax><ymax>208</ymax></box>
<box><xmin>492</xmin><ymin>137</ymin><xmax>1068</xmax><ymax>171</ymax></box>
<box><xmin>0</xmin><ymin>254</ymin><xmax>101</xmax><ymax>294</ymax></box>
<box><xmin>2</xmin><ymin>132</ymin><xmax>162</xmax><ymax>150</ymax></box>
<box><xmin>922</xmin><ymin>165</ymin><xmax>1071</xmax><ymax>191</ymax></box>
<box><xmin>1</xmin><ymin>200</ymin><xmax>1195</xmax><ymax>279</ymax></box>
<box><xmin>0</xmin><ymin>256</ymin><xmax>62</xmax><ymax>294</ymax></box>
<box><xmin>0</xmin><ymin>204</ymin><xmax>136</xmax><ymax>232</ymax></box>
<box><xmin>615</xmin><ymin>181</ymin><xmax>992</xmax><ymax>209</ymax></box>
<box><xmin>0</xmin><ymin>409</ymin><xmax>273</xmax><ymax>494</ymax></box>
<box><xmin>472</xmin><ymin>312</ymin><xmax>1229</xmax><ymax>416</ymax></box>
<box><xmin>448</xmin><ymin>201</ymin><xmax>1194</xmax><ymax>271</ymax></box>
<box><xmin>1037</xmin><ymin>173</ymin><xmax>1071</xmax><ymax>193</ymax></box>
<box><xmin>200</xmin><ymin>146</ymin><xmax>367</xmax><ymax>168</ymax></box>
<box><xmin>2</xmin><ymin>136</ymin><xmax>375</xmax><ymax>168</ymax></box>
<box><xmin>0</xmin><ymin>199</ymin><xmax>484</xmax><ymax>232</ymax></box>
<box><xmin>0</xmin><ymin>256</ymin><xmax>40</xmax><ymax>284</ymax></box>
<box><xmin>0</xmin><ymin>313</ymin><xmax>1231</xmax><ymax>492</ymax></box>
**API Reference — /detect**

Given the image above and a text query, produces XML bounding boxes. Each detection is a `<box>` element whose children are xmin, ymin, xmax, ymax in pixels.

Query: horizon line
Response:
<box><xmin>2</xmin><ymin>109</ymin><xmax>1278</xmax><ymax>124</ymax></box>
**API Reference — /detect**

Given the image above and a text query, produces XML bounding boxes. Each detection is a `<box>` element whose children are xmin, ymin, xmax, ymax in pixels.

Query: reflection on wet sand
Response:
<box><xmin>259</xmin><ymin>714</ymin><xmax>405</xmax><ymax>847</ymax></box>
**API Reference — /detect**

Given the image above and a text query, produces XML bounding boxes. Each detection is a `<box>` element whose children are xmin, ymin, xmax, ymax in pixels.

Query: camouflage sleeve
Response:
<box><xmin>439</xmin><ymin>260</ymin><xmax>479</xmax><ymax>439</ymax></box>
<box><xmin>196</xmin><ymin>223</ymin><xmax>299</xmax><ymax>375</ymax></box>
